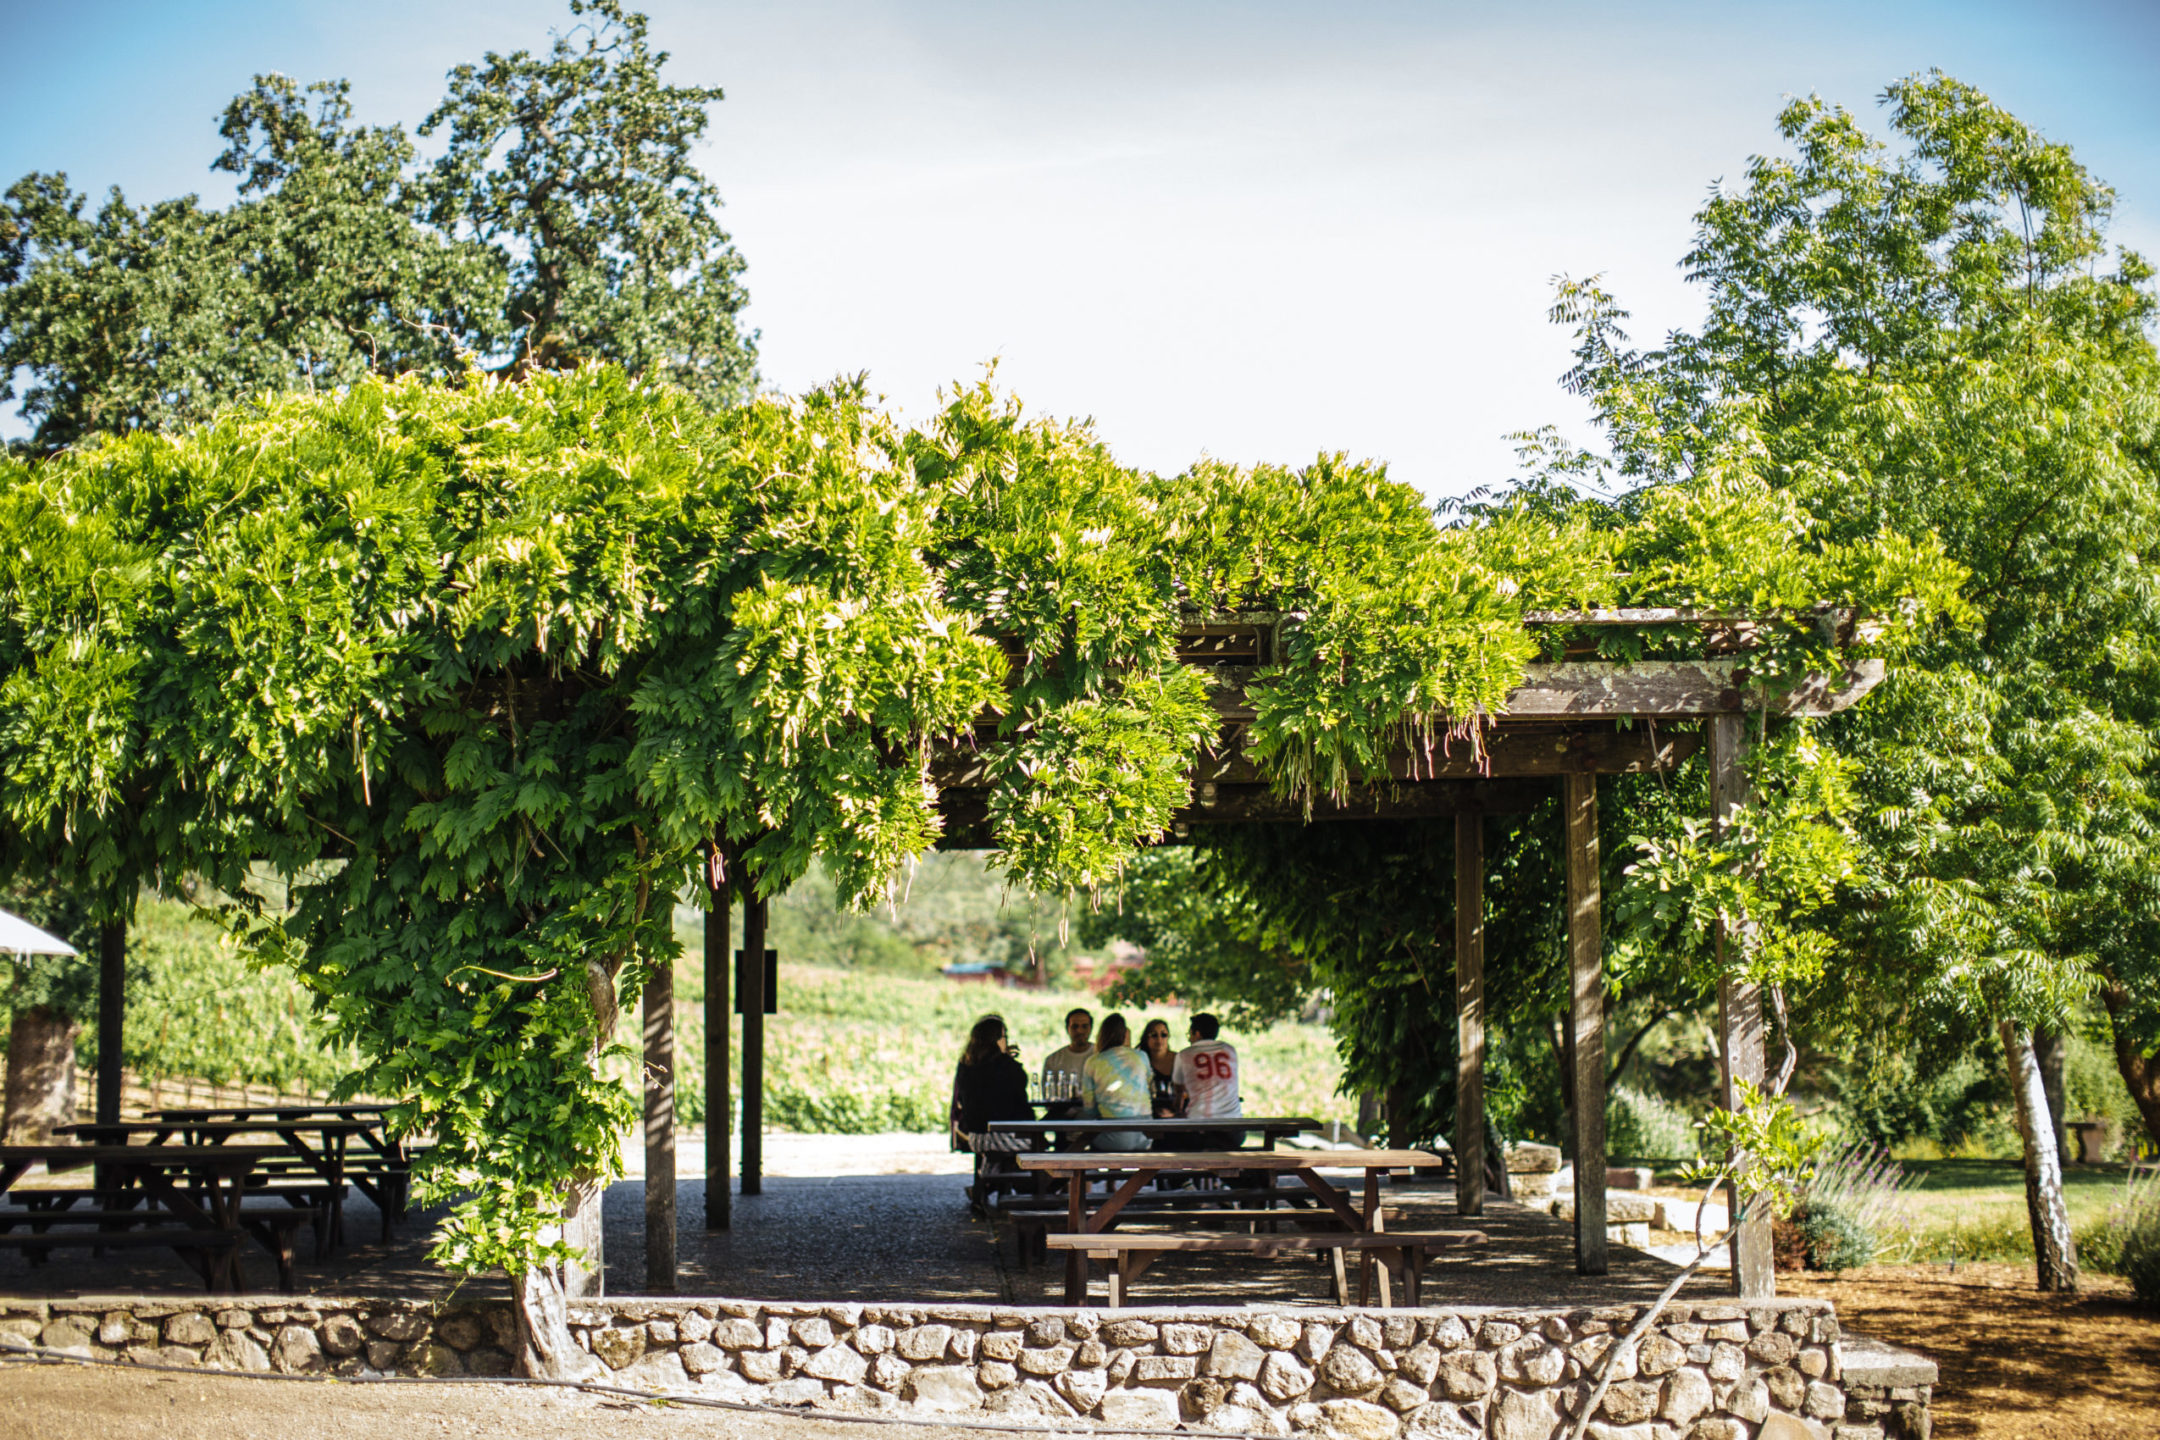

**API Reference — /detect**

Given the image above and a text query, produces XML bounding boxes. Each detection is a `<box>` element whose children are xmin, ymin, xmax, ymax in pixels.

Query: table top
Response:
<box><xmin>1015</xmin><ymin>1148</ymin><xmax>1440</xmax><ymax>1172</ymax></box>
<box><xmin>988</xmin><ymin>1116</ymin><xmax>1321</xmax><ymax>1134</ymax></box>
<box><xmin>57</xmin><ymin>1119</ymin><xmax>380</xmax><ymax>1139</ymax></box>
<box><xmin>1</xmin><ymin>1143</ymin><xmax>290</xmax><ymax>1172</ymax></box>
<box><xmin>149</xmin><ymin>1105</ymin><xmax>391</xmax><ymax>1121</ymax></box>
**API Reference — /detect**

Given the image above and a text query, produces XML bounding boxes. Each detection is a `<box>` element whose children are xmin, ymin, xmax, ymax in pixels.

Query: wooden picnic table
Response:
<box><xmin>987</xmin><ymin>1115</ymin><xmax>1322</xmax><ymax>1150</ymax></box>
<box><xmin>1016</xmin><ymin>1147</ymin><xmax>1453</xmax><ymax>1306</ymax></box>
<box><xmin>0</xmin><ymin>1143</ymin><xmax>287</xmax><ymax>1291</ymax></box>
<box><xmin>59</xmin><ymin>1117</ymin><xmax>389</xmax><ymax>1248</ymax></box>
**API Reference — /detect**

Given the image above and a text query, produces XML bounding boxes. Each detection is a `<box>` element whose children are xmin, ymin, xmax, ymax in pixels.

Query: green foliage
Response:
<box><xmin>1684</xmin><ymin>1079</ymin><xmax>1825</xmax><ymax>1224</ymax></box>
<box><xmin>0</xmin><ymin>2</ymin><xmax>752</xmax><ymax>454</ymax></box>
<box><xmin>0</xmin><ymin>314</ymin><xmax>1952</xmax><ymax>1289</ymax></box>
<box><xmin>1607</xmin><ymin>1084</ymin><xmax>1700</xmax><ymax>1162</ymax></box>
<box><xmin>2089</xmin><ymin>1174</ymin><xmax>2160</xmax><ymax>1298</ymax></box>
<box><xmin>1788</xmin><ymin>1198</ymin><xmax>1877</xmax><ymax>1272</ymax></box>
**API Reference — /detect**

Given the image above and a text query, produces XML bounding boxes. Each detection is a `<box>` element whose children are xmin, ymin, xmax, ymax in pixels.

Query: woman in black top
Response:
<box><xmin>953</xmin><ymin>1014</ymin><xmax>1034</xmax><ymax>1160</ymax></box>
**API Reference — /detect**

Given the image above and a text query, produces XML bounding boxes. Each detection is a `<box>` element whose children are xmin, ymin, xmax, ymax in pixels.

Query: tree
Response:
<box><xmin>419</xmin><ymin>0</ymin><xmax>756</xmax><ymax>405</ymax></box>
<box><xmin>0</xmin><ymin>877</ymin><xmax>98</xmax><ymax>1141</ymax></box>
<box><xmin>0</xmin><ymin>1</ymin><xmax>754</xmax><ymax>454</ymax></box>
<box><xmin>1554</xmin><ymin>72</ymin><xmax>2160</xmax><ymax>1291</ymax></box>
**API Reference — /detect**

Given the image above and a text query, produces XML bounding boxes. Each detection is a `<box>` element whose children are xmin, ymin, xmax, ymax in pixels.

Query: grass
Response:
<box><xmin>1869</xmin><ymin>1160</ymin><xmax>2147</xmax><ymax>1271</ymax></box>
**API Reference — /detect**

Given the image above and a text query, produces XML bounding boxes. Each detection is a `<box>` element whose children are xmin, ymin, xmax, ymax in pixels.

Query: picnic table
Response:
<box><xmin>0</xmin><ymin>1143</ymin><xmax>290</xmax><ymax>1291</ymax></box>
<box><xmin>987</xmin><ymin>1115</ymin><xmax>1323</xmax><ymax>1150</ymax></box>
<box><xmin>1016</xmin><ymin>1147</ymin><xmax>1481</xmax><ymax>1308</ymax></box>
<box><xmin>60</xmin><ymin>1115</ymin><xmax>394</xmax><ymax>1248</ymax></box>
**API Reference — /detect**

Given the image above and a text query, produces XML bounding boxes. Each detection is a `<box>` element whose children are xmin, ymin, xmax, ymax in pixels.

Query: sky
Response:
<box><xmin>3</xmin><ymin>0</ymin><xmax>2156</xmax><ymax>496</ymax></box>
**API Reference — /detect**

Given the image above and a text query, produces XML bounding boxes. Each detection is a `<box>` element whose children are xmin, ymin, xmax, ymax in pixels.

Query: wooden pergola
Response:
<box><xmin>673</xmin><ymin>610</ymin><xmax>1880</xmax><ymax>1300</ymax></box>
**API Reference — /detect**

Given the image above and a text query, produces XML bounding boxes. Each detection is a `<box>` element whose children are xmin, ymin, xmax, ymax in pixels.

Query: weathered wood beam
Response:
<box><xmin>1565</xmin><ymin>771</ymin><xmax>1608</xmax><ymax>1277</ymax></box>
<box><xmin>1711</xmin><ymin>713</ymin><xmax>1775</xmax><ymax>1298</ymax></box>
<box><xmin>930</xmin><ymin>723</ymin><xmax>1699</xmax><ymax>791</ymax></box>
<box><xmin>704</xmin><ymin>875</ymin><xmax>731</xmax><ymax>1232</ymax></box>
<box><xmin>931</xmin><ymin>777</ymin><xmax>1558</xmax><ymax>848</ymax></box>
<box><xmin>1504</xmin><ymin>658</ymin><xmax>1884</xmax><ymax>718</ymax></box>
<box><xmin>642</xmin><ymin>953</ymin><xmax>677</xmax><ymax>1291</ymax></box>
<box><xmin>1455</xmin><ymin>812</ymin><xmax>1485</xmax><ymax>1219</ymax></box>
<box><xmin>1184</xmin><ymin>657</ymin><xmax>1881</xmax><ymax>722</ymax></box>
<box><xmin>740</xmin><ymin>894</ymin><xmax>767</xmax><ymax>1199</ymax></box>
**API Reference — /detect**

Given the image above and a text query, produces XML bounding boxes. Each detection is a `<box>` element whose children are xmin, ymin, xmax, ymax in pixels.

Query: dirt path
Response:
<box><xmin>0</xmin><ymin>1362</ymin><xmax>999</xmax><ymax>1440</ymax></box>
<box><xmin>1783</xmin><ymin>1263</ymin><xmax>2160</xmax><ymax>1438</ymax></box>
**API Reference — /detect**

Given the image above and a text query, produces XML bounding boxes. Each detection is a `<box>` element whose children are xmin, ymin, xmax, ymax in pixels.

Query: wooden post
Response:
<box><xmin>95</xmin><ymin>920</ymin><xmax>126</xmax><ymax>1125</ymax></box>
<box><xmin>1564</xmin><ymin>771</ymin><xmax>1608</xmax><ymax>1276</ymax></box>
<box><xmin>740</xmin><ymin>892</ymin><xmax>766</xmax><ymax>1197</ymax></box>
<box><xmin>642</xmin><ymin>954</ymin><xmax>677</xmax><ymax>1292</ymax></box>
<box><xmin>704</xmin><ymin>871</ymin><xmax>731</xmax><ymax>1230</ymax></box>
<box><xmin>1710</xmin><ymin>713</ymin><xmax>1775</xmax><ymax>1297</ymax></box>
<box><xmin>1454</xmin><ymin>812</ymin><xmax>1485</xmax><ymax>1217</ymax></box>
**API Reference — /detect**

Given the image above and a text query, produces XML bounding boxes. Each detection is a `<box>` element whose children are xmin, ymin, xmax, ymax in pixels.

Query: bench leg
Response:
<box><xmin>1331</xmin><ymin>1247</ymin><xmax>1349</xmax><ymax>1306</ymax></box>
<box><xmin>1105</xmin><ymin>1259</ymin><xmax>1121</xmax><ymax>1310</ymax></box>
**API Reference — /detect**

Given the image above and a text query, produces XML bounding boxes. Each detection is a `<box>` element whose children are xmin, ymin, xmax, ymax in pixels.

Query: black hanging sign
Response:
<box><xmin>733</xmin><ymin>949</ymin><xmax>778</xmax><ymax>1014</ymax></box>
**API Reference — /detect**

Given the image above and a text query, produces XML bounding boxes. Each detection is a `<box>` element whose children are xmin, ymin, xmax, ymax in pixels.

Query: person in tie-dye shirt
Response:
<box><xmin>1080</xmin><ymin>1013</ymin><xmax>1154</xmax><ymax>1152</ymax></box>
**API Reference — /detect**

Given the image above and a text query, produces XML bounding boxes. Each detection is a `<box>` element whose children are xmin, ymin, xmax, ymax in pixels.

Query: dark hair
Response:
<box><xmin>1190</xmin><ymin>1013</ymin><xmax>1221</xmax><ymax>1041</ymax></box>
<box><xmin>1065</xmin><ymin>1007</ymin><xmax>1093</xmax><ymax>1027</ymax></box>
<box><xmin>1141</xmin><ymin>1019</ymin><xmax>1171</xmax><ymax>1047</ymax></box>
<box><xmin>962</xmin><ymin>1014</ymin><xmax>1007</xmax><ymax>1067</ymax></box>
<box><xmin>1098</xmin><ymin>1013</ymin><xmax>1131</xmax><ymax>1050</ymax></box>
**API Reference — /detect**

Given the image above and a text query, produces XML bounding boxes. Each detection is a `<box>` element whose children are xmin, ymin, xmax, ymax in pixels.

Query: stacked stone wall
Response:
<box><xmin>0</xmin><ymin>1295</ymin><xmax>1930</xmax><ymax>1439</ymax></box>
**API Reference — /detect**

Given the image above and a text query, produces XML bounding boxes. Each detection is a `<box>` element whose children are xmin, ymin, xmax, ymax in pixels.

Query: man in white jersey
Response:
<box><xmin>1172</xmin><ymin>1013</ymin><xmax>1241</xmax><ymax>1147</ymax></box>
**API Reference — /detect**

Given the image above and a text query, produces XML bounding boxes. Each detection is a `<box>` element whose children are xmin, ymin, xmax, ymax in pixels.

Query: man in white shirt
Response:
<box><xmin>1172</xmin><ymin>1013</ymin><xmax>1241</xmax><ymax>1145</ymax></box>
<box><xmin>1040</xmin><ymin>1008</ymin><xmax>1095</xmax><ymax>1098</ymax></box>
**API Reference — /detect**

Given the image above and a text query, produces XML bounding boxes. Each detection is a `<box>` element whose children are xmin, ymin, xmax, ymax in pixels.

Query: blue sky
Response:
<box><xmin>4</xmin><ymin>0</ymin><xmax>2156</xmax><ymax>494</ymax></box>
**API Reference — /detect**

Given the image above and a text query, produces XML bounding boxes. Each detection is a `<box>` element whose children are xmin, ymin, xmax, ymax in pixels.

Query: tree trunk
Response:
<box><xmin>2033</xmin><ymin>1027</ymin><xmax>2068</xmax><ymax>1167</ymax></box>
<box><xmin>515</xmin><ymin>957</ymin><xmax>621</xmax><ymax>1378</ymax></box>
<box><xmin>2098</xmin><ymin>977</ymin><xmax>2160</xmax><ymax>1152</ymax></box>
<box><xmin>3</xmin><ymin>1006</ymin><xmax>78</xmax><ymax>1143</ymax></box>
<box><xmin>2000</xmin><ymin>1019</ymin><xmax>2078</xmax><ymax>1293</ymax></box>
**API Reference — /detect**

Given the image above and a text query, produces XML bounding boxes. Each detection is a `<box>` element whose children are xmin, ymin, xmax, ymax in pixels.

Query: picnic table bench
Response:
<box><xmin>1017</xmin><ymin>1147</ymin><xmax>1483</xmax><ymax>1308</ymax></box>
<box><xmin>0</xmin><ymin>1144</ymin><xmax>292</xmax><ymax>1292</ymax></box>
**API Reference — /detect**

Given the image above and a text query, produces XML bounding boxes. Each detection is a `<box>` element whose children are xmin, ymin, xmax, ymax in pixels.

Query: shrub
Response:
<box><xmin>2092</xmin><ymin>1171</ymin><xmax>2160</xmax><ymax>1303</ymax></box>
<box><xmin>1789</xmin><ymin>1198</ymin><xmax>1877</xmax><ymax>1272</ymax></box>
<box><xmin>1607</xmin><ymin>1084</ymin><xmax>1698</xmax><ymax>1161</ymax></box>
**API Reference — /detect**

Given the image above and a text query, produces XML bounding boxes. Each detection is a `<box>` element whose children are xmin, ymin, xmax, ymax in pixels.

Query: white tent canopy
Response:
<box><xmin>0</xmin><ymin>907</ymin><xmax>77</xmax><ymax>956</ymax></box>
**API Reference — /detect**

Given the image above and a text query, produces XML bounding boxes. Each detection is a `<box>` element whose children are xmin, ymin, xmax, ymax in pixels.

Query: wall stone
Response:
<box><xmin>0</xmin><ymin>1293</ymin><xmax>1932</xmax><ymax>1438</ymax></box>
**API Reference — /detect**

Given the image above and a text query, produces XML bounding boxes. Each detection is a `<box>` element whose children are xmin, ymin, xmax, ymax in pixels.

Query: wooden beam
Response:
<box><xmin>642</xmin><ymin>952</ymin><xmax>677</xmax><ymax>1292</ymax></box>
<box><xmin>1565</xmin><ymin>771</ymin><xmax>1608</xmax><ymax>1276</ymax></box>
<box><xmin>96</xmin><ymin>920</ymin><xmax>125</xmax><ymax>1126</ymax></box>
<box><xmin>932</xmin><ymin>777</ymin><xmax>1559</xmax><ymax>849</ymax></box>
<box><xmin>1710</xmin><ymin>713</ymin><xmax>1775</xmax><ymax>1298</ymax></box>
<box><xmin>1455</xmin><ymin>812</ymin><xmax>1485</xmax><ymax>1218</ymax></box>
<box><xmin>704</xmin><ymin>872</ymin><xmax>731</xmax><ymax>1231</ymax></box>
<box><xmin>1181</xmin><ymin>657</ymin><xmax>1882</xmax><ymax>723</ymax></box>
<box><xmin>932</xmin><ymin>725</ymin><xmax>1697</xmax><ymax>791</ymax></box>
<box><xmin>1503</xmin><ymin>658</ymin><xmax>1884</xmax><ymax>719</ymax></box>
<box><xmin>740</xmin><ymin>894</ymin><xmax>767</xmax><ymax>1198</ymax></box>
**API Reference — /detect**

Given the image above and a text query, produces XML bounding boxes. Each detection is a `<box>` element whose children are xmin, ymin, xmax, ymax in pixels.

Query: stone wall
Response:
<box><xmin>0</xmin><ymin>1295</ymin><xmax>1933</xmax><ymax>1440</ymax></box>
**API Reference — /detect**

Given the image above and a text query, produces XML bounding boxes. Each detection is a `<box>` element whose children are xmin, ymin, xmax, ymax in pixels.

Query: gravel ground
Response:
<box><xmin>0</xmin><ymin>1362</ymin><xmax>1015</xmax><ymax>1440</ymax></box>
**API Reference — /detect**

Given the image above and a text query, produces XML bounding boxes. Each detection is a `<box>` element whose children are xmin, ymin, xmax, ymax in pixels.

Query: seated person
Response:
<box><xmin>1079</xmin><ymin>1013</ymin><xmax>1153</xmax><ymax>1152</ymax></box>
<box><xmin>953</xmin><ymin>1014</ymin><xmax>1036</xmax><ymax>1182</ymax></box>
<box><xmin>1038</xmin><ymin>1007</ymin><xmax>1094</xmax><ymax>1108</ymax></box>
<box><xmin>1172</xmin><ymin>1012</ymin><xmax>1242</xmax><ymax>1149</ymax></box>
<box><xmin>1140</xmin><ymin>1018</ymin><xmax>1180</xmax><ymax>1118</ymax></box>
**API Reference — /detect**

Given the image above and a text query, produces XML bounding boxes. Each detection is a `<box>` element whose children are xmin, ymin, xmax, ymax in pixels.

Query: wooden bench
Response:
<box><xmin>1002</xmin><ymin>1196</ymin><xmax>1335</xmax><ymax>1266</ymax></box>
<box><xmin>1045</xmin><ymin>1229</ymin><xmax>1486</xmax><ymax>1308</ymax></box>
<box><xmin>0</xmin><ymin>1204</ymin><xmax>312</xmax><ymax>1292</ymax></box>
